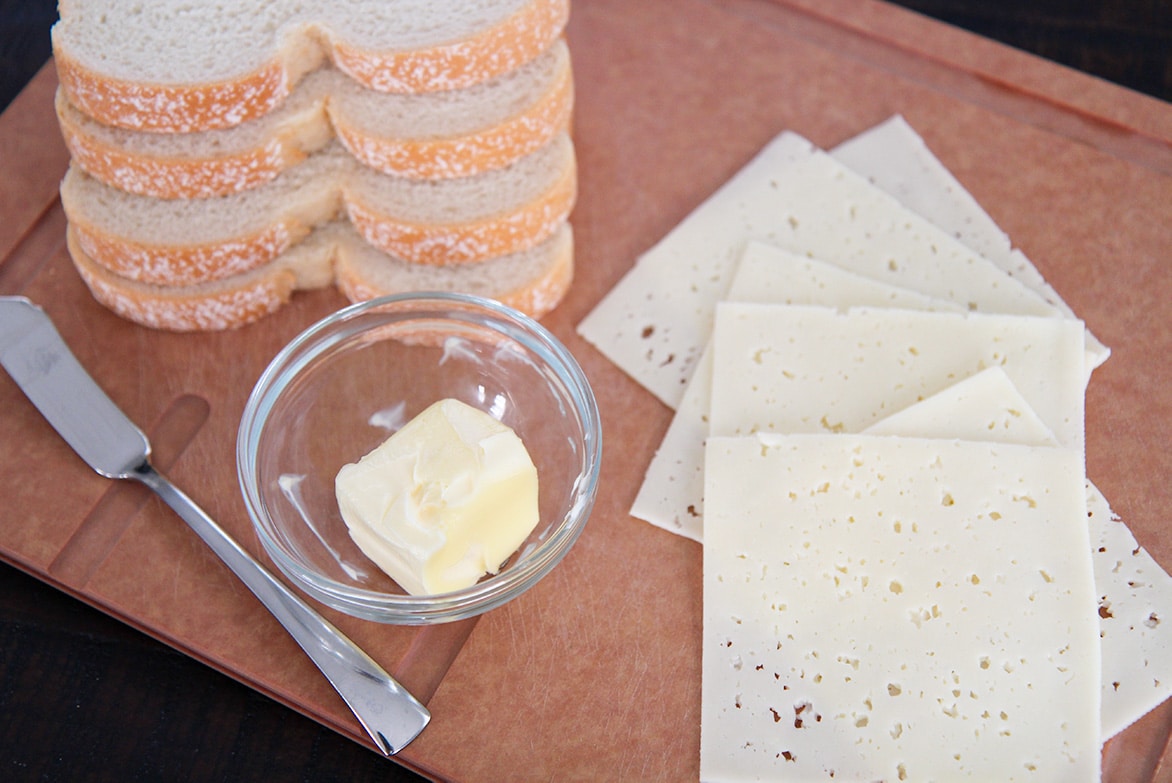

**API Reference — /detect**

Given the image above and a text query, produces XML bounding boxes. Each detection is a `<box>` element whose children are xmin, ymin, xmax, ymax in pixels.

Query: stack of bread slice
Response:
<box><xmin>51</xmin><ymin>0</ymin><xmax>576</xmax><ymax>331</ymax></box>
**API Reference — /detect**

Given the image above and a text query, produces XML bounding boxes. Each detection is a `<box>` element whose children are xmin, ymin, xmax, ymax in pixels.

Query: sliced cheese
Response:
<box><xmin>710</xmin><ymin>303</ymin><xmax>1086</xmax><ymax>450</ymax></box>
<box><xmin>864</xmin><ymin>366</ymin><xmax>1054</xmax><ymax>442</ymax></box>
<box><xmin>832</xmin><ymin>116</ymin><xmax>1019</xmax><ymax>267</ymax></box>
<box><xmin>865</xmin><ymin>368</ymin><xmax>1172</xmax><ymax>740</ymax></box>
<box><xmin>630</xmin><ymin>243</ymin><xmax>962</xmax><ymax>541</ymax></box>
<box><xmin>701</xmin><ymin>433</ymin><xmax>1100</xmax><ymax>782</ymax></box>
<box><xmin>1090</xmin><ymin>489</ymin><xmax>1172</xmax><ymax>738</ymax></box>
<box><xmin>725</xmin><ymin>241</ymin><xmax>968</xmax><ymax>311</ymax></box>
<box><xmin>830</xmin><ymin>115</ymin><xmax>1109</xmax><ymax>370</ymax></box>
<box><xmin>577</xmin><ymin>128</ymin><xmax>1059</xmax><ymax>409</ymax></box>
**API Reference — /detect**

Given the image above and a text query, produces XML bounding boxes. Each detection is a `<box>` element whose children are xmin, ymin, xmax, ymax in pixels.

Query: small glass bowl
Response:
<box><xmin>237</xmin><ymin>293</ymin><xmax>602</xmax><ymax>625</ymax></box>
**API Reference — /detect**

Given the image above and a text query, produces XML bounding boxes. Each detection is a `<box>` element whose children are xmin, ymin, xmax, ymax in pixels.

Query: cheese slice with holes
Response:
<box><xmin>832</xmin><ymin>116</ymin><xmax>1020</xmax><ymax>266</ymax></box>
<box><xmin>863</xmin><ymin>365</ymin><xmax>1054</xmax><ymax>442</ymax></box>
<box><xmin>710</xmin><ymin>303</ymin><xmax>1086</xmax><ymax>450</ymax></box>
<box><xmin>577</xmin><ymin>129</ymin><xmax>1058</xmax><ymax>409</ymax></box>
<box><xmin>630</xmin><ymin>243</ymin><xmax>962</xmax><ymax>541</ymax></box>
<box><xmin>701</xmin><ymin>433</ymin><xmax>1100</xmax><ymax>782</ymax></box>
<box><xmin>865</xmin><ymin>366</ymin><xmax>1172</xmax><ymax>740</ymax></box>
<box><xmin>1090</xmin><ymin>489</ymin><xmax>1172</xmax><ymax>738</ymax></box>
<box><xmin>829</xmin><ymin>115</ymin><xmax>1109</xmax><ymax>372</ymax></box>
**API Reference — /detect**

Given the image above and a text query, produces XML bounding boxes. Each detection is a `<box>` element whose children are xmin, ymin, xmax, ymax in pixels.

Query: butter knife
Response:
<box><xmin>0</xmin><ymin>296</ymin><xmax>429</xmax><ymax>755</ymax></box>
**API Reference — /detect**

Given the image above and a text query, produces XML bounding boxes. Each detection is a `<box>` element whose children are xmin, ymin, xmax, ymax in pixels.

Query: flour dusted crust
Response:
<box><xmin>54</xmin><ymin>86</ymin><xmax>329</xmax><ymax>199</ymax></box>
<box><xmin>335</xmin><ymin>223</ymin><xmax>574</xmax><ymax>320</ymax></box>
<box><xmin>332</xmin><ymin>42</ymin><xmax>574</xmax><ymax>181</ymax></box>
<box><xmin>500</xmin><ymin>236</ymin><xmax>574</xmax><ymax>319</ymax></box>
<box><xmin>58</xmin><ymin>145</ymin><xmax>343</xmax><ymax>287</ymax></box>
<box><xmin>68</xmin><ymin>226</ymin><xmax>302</xmax><ymax>332</ymax></box>
<box><xmin>56</xmin><ymin>40</ymin><xmax>574</xmax><ymax>198</ymax></box>
<box><xmin>61</xmin><ymin>135</ymin><xmax>576</xmax><ymax>286</ymax></box>
<box><xmin>52</xmin><ymin>0</ymin><xmax>569</xmax><ymax>133</ymax></box>
<box><xmin>67</xmin><ymin>221</ymin><xmax>573</xmax><ymax>331</ymax></box>
<box><xmin>59</xmin><ymin>114</ymin><xmax>313</xmax><ymax>200</ymax></box>
<box><xmin>330</xmin><ymin>0</ymin><xmax>568</xmax><ymax>94</ymax></box>
<box><xmin>53</xmin><ymin>47</ymin><xmax>301</xmax><ymax>134</ymax></box>
<box><xmin>346</xmin><ymin>146</ymin><xmax>576</xmax><ymax>265</ymax></box>
<box><xmin>69</xmin><ymin>218</ymin><xmax>306</xmax><ymax>288</ymax></box>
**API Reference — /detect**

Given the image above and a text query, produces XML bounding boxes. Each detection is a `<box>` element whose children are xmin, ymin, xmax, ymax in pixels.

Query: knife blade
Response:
<box><xmin>0</xmin><ymin>297</ymin><xmax>148</xmax><ymax>478</ymax></box>
<box><xmin>0</xmin><ymin>296</ymin><xmax>430</xmax><ymax>755</ymax></box>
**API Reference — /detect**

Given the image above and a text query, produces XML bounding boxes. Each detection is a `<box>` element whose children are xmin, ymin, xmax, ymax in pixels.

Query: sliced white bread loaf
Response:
<box><xmin>333</xmin><ymin>37</ymin><xmax>573</xmax><ymax>182</ymax></box>
<box><xmin>344</xmin><ymin>132</ymin><xmax>576</xmax><ymax>266</ymax></box>
<box><xmin>52</xmin><ymin>0</ymin><xmax>569</xmax><ymax>133</ymax></box>
<box><xmin>56</xmin><ymin>39</ymin><xmax>574</xmax><ymax>198</ymax></box>
<box><xmin>60</xmin><ymin>135</ymin><xmax>577</xmax><ymax>286</ymax></box>
<box><xmin>335</xmin><ymin>221</ymin><xmax>574</xmax><ymax>321</ymax></box>
<box><xmin>55</xmin><ymin>73</ymin><xmax>335</xmax><ymax>200</ymax></box>
<box><xmin>61</xmin><ymin>145</ymin><xmax>344</xmax><ymax>286</ymax></box>
<box><xmin>68</xmin><ymin>220</ymin><xmax>574</xmax><ymax>331</ymax></box>
<box><xmin>67</xmin><ymin>221</ymin><xmax>333</xmax><ymax>332</ymax></box>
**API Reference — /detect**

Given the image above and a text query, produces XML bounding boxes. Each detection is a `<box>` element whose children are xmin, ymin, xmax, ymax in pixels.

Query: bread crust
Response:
<box><xmin>334</xmin><ymin>229</ymin><xmax>573</xmax><ymax>321</ymax></box>
<box><xmin>331</xmin><ymin>0</ymin><xmax>568</xmax><ymax>94</ymax></box>
<box><xmin>54</xmin><ymin>45</ymin><xmax>296</xmax><ymax>134</ymax></box>
<box><xmin>56</xmin><ymin>44</ymin><xmax>573</xmax><ymax>198</ymax></box>
<box><xmin>61</xmin><ymin>134</ymin><xmax>575</xmax><ymax>286</ymax></box>
<box><xmin>498</xmin><ymin>231</ymin><xmax>573</xmax><ymax>320</ymax></box>
<box><xmin>68</xmin><ymin>226</ymin><xmax>299</xmax><ymax>331</ymax></box>
<box><xmin>56</xmin><ymin>91</ymin><xmax>317</xmax><ymax>199</ymax></box>
<box><xmin>68</xmin><ymin>221</ymin><xmax>573</xmax><ymax>331</ymax></box>
<box><xmin>53</xmin><ymin>0</ymin><xmax>569</xmax><ymax>133</ymax></box>
<box><xmin>346</xmin><ymin>151</ymin><xmax>576</xmax><ymax>265</ymax></box>
<box><xmin>333</xmin><ymin>51</ymin><xmax>573</xmax><ymax>180</ymax></box>
<box><xmin>69</xmin><ymin>217</ymin><xmax>308</xmax><ymax>287</ymax></box>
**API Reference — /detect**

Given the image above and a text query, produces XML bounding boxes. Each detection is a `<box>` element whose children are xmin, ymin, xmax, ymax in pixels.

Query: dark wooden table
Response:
<box><xmin>1</xmin><ymin>1</ymin><xmax>1168</xmax><ymax>781</ymax></box>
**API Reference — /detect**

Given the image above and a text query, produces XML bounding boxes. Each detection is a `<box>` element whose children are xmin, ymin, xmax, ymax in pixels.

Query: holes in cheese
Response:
<box><xmin>579</xmin><ymin>112</ymin><xmax>1164</xmax><ymax>774</ymax></box>
<box><xmin>577</xmin><ymin>127</ymin><xmax>1061</xmax><ymax>410</ymax></box>
<box><xmin>709</xmin><ymin>303</ymin><xmax>1086</xmax><ymax>446</ymax></box>
<box><xmin>830</xmin><ymin>116</ymin><xmax>1108</xmax><ymax>372</ymax></box>
<box><xmin>631</xmin><ymin>243</ymin><xmax>965</xmax><ymax>542</ymax></box>
<box><xmin>700</xmin><ymin>434</ymin><xmax>1100</xmax><ymax>781</ymax></box>
<box><xmin>864</xmin><ymin>370</ymin><xmax>1172</xmax><ymax>741</ymax></box>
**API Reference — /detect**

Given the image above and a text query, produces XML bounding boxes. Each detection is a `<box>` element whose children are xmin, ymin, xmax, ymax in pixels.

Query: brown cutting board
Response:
<box><xmin>2</xmin><ymin>0</ymin><xmax>1170</xmax><ymax>780</ymax></box>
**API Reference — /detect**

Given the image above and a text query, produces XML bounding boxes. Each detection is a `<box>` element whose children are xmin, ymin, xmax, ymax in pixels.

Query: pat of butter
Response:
<box><xmin>335</xmin><ymin>398</ymin><xmax>539</xmax><ymax>596</ymax></box>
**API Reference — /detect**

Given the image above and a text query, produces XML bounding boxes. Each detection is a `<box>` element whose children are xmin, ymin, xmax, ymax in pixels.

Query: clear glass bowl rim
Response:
<box><xmin>236</xmin><ymin>292</ymin><xmax>602</xmax><ymax>624</ymax></box>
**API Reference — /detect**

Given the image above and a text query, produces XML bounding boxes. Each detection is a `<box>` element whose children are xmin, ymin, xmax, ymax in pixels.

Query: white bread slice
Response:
<box><xmin>56</xmin><ymin>39</ymin><xmax>574</xmax><ymax>198</ymax></box>
<box><xmin>61</xmin><ymin>146</ymin><xmax>343</xmax><ymax>287</ymax></box>
<box><xmin>332</xmin><ymin>37</ymin><xmax>573</xmax><ymax>181</ymax></box>
<box><xmin>52</xmin><ymin>0</ymin><xmax>569</xmax><ymax>133</ymax></box>
<box><xmin>55</xmin><ymin>74</ymin><xmax>335</xmax><ymax>200</ymax></box>
<box><xmin>344</xmin><ymin>132</ymin><xmax>576</xmax><ymax>266</ymax></box>
<box><xmin>67</xmin><ymin>221</ymin><xmax>331</xmax><ymax>332</ymax></box>
<box><xmin>68</xmin><ymin>220</ymin><xmax>573</xmax><ymax>332</ymax></box>
<box><xmin>335</xmin><ymin>221</ymin><xmax>574</xmax><ymax>321</ymax></box>
<box><xmin>60</xmin><ymin>135</ymin><xmax>577</xmax><ymax>286</ymax></box>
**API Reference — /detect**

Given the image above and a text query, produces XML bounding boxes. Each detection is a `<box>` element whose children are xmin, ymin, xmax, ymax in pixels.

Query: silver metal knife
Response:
<box><xmin>0</xmin><ymin>296</ymin><xmax>429</xmax><ymax>755</ymax></box>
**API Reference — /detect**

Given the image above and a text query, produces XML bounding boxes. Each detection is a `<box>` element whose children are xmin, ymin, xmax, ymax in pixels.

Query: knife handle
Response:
<box><xmin>131</xmin><ymin>462</ymin><xmax>430</xmax><ymax>755</ymax></box>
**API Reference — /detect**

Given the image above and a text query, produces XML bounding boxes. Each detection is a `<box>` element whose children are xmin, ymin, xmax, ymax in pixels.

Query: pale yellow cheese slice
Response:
<box><xmin>630</xmin><ymin>243</ymin><xmax>961</xmax><ymax>541</ymax></box>
<box><xmin>701</xmin><ymin>433</ymin><xmax>1100</xmax><ymax>781</ymax></box>
<box><xmin>830</xmin><ymin>114</ymin><xmax>1109</xmax><ymax>371</ymax></box>
<box><xmin>577</xmin><ymin>129</ymin><xmax>1059</xmax><ymax>409</ymax></box>
<box><xmin>863</xmin><ymin>365</ymin><xmax>1054</xmax><ymax>441</ymax></box>
<box><xmin>1090</xmin><ymin>490</ymin><xmax>1172</xmax><ymax>738</ymax></box>
<box><xmin>865</xmin><ymin>367</ymin><xmax>1172</xmax><ymax>739</ymax></box>
<box><xmin>710</xmin><ymin>303</ymin><xmax>1086</xmax><ymax>450</ymax></box>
